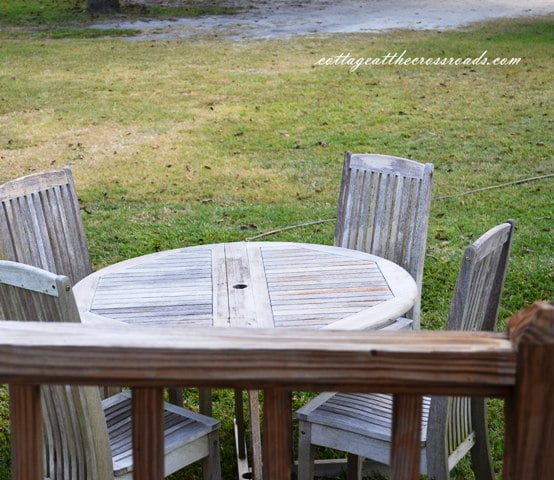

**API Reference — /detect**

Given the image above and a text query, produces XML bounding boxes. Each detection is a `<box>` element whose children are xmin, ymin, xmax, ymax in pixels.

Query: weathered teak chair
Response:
<box><xmin>296</xmin><ymin>220</ymin><xmax>515</xmax><ymax>480</ymax></box>
<box><xmin>0</xmin><ymin>168</ymin><xmax>125</xmax><ymax>398</ymax></box>
<box><xmin>239</xmin><ymin>154</ymin><xmax>434</xmax><ymax>479</ymax></box>
<box><xmin>335</xmin><ymin>153</ymin><xmax>434</xmax><ymax>329</ymax></box>
<box><xmin>0</xmin><ymin>260</ymin><xmax>222</xmax><ymax>480</ymax></box>
<box><xmin>0</xmin><ymin>168</ymin><xmax>92</xmax><ymax>285</ymax></box>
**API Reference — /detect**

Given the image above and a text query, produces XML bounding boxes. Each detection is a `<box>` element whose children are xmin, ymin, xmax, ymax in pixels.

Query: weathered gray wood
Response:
<box><xmin>298</xmin><ymin>420</ymin><xmax>315</xmax><ymax>479</ymax></box>
<box><xmin>74</xmin><ymin>242</ymin><xmax>417</xmax><ymax>331</ymax></box>
<box><xmin>225</xmin><ymin>242</ymin><xmax>256</xmax><ymax>327</ymax></box>
<box><xmin>234</xmin><ymin>389</ymin><xmax>247</xmax><ymax>461</ymax></box>
<box><xmin>202</xmin><ymin>431</ymin><xmax>222</xmax><ymax>480</ymax></box>
<box><xmin>0</xmin><ymin>261</ymin><xmax>113</xmax><ymax>480</ymax></box>
<box><xmin>0</xmin><ymin>170</ymin><xmax>120</xmax><ymax>399</ymax></box>
<box><xmin>0</xmin><ymin>169</ymin><xmax>92</xmax><ymax>286</ymax></box>
<box><xmin>248</xmin><ymin>390</ymin><xmax>263</xmax><ymax>480</ymax></box>
<box><xmin>0</xmin><ymin>260</ymin><xmax>62</xmax><ymax>297</ymax></box>
<box><xmin>102</xmin><ymin>391</ymin><xmax>219</xmax><ymax>479</ymax></box>
<box><xmin>212</xmin><ymin>244</ymin><xmax>230</xmax><ymax>327</ymax></box>
<box><xmin>426</xmin><ymin>220</ymin><xmax>515</xmax><ymax>480</ymax></box>
<box><xmin>334</xmin><ymin>153</ymin><xmax>434</xmax><ymax>328</ymax></box>
<box><xmin>0</xmin><ymin>261</ymin><xmax>221</xmax><ymax>480</ymax></box>
<box><xmin>247</xmin><ymin>243</ymin><xmax>275</xmax><ymax>329</ymax></box>
<box><xmin>297</xmin><ymin>221</ymin><xmax>515</xmax><ymax>480</ymax></box>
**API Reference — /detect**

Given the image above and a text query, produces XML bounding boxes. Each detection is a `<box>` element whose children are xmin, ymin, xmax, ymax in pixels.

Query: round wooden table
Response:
<box><xmin>74</xmin><ymin>241</ymin><xmax>417</xmax><ymax>479</ymax></box>
<box><xmin>74</xmin><ymin>241</ymin><xmax>417</xmax><ymax>331</ymax></box>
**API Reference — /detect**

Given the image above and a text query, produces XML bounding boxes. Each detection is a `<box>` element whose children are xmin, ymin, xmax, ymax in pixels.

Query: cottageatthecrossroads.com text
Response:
<box><xmin>315</xmin><ymin>51</ymin><xmax>522</xmax><ymax>72</ymax></box>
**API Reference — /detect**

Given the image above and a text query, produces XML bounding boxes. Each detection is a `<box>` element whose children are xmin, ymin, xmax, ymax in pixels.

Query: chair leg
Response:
<box><xmin>101</xmin><ymin>386</ymin><xmax>121</xmax><ymax>399</ymax></box>
<box><xmin>248</xmin><ymin>390</ymin><xmax>263</xmax><ymax>480</ymax></box>
<box><xmin>470</xmin><ymin>398</ymin><xmax>494</xmax><ymax>480</ymax></box>
<box><xmin>168</xmin><ymin>387</ymin><xmax>183</xmax><ymax>406</ymax></box>
<box><xmin>346</xmin><ymin>454</ymin><xmax>363</xmax><ymax>480</ymax></box>
<box><xmin>297</xmin><ymin>420</ymin><xmax>315</xmax><ymax>480</ymax></box>
<box><xmin>202</xmin><ymin>431</ymin><xmax>222</xmax><ymax>480</ymax></box>
<box><xmin>234</xmin><ymin>389</ymin><xmax>247</xmax><ymax>460</ymax></box>
<box><xmin>426</xmin><ymin>396</ymin><xmax>450</xmax><ymax>480</ymax></box>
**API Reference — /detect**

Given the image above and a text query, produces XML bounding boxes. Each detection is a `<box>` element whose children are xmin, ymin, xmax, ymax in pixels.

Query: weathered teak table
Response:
<box><xmin>74</xmin><ymin>241</ymin><xmax>417</xmax><ymax>479</ymax></box>
<box><xmin>75</xmin><ymin>241</ymin><xmax>417</xmax><ymax>331</ymax></box>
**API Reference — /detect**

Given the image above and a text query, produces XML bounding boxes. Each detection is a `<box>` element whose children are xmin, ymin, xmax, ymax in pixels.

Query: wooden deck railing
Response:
<box><xmin>1</xmin><ymin>302</ymin><xmax>552</xmax><ymax>480</ymax></box>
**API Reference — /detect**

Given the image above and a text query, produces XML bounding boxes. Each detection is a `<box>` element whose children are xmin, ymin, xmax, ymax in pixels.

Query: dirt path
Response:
<box><xmin>96</xmin><ymin>0</ymin><xmax>553</xmax><ymax>40</ymax></box>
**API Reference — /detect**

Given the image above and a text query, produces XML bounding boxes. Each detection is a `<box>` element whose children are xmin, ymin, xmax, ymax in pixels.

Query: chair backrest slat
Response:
<box><xmin>0</xmin><ymin>168</ymin><xmax>92</xmax><ymax>286</ymax></box>
<box><xmin>427</xmin><ymin>220</ymin><xmax>515</xmax><ymax>470</ymax></box>
<box><xmin>447</xmin><ymin>221</ymin><xmax>515</xmax><ymax>333</ymax></box>
<box><xmin>335</xmin><ymin>153</ymin><xmax>434</xmax><ymax>326</ymax></box>
<box><xmin>0</xmin><ymin>260</ymin><xmax>112</xmax><ymax>480</ymax></box>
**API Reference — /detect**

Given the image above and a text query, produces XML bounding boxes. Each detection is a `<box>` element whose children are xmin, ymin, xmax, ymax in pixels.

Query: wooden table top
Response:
<box><xmin>74</xmin><ymin>242</ymin><xmax>417</xmax><ymax>331</ymax></box>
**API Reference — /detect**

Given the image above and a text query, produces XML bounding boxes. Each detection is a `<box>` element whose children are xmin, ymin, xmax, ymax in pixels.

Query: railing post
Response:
<box><xmin>263</xmin><ymin>388</ymin><xmax>292</xmax><ymax>479</ymax></box>
<box><xmin>505</xmin><ymin>301</ymin><xmax>554</xmax><ymax>479</ymax></box>
<box><xmin>9</xmin><ymin>385</ymin><xmax>43</xmax><ymax>480</ymax></box>
<box><xmin>132</xmin><ymin>387</ymin><xmax>164</xmax><ymax>480</ymax></box>
<box><xmin>390</xmin><ymin>394</ymin><xmax>422</xmax><ymax>480</ymax></box>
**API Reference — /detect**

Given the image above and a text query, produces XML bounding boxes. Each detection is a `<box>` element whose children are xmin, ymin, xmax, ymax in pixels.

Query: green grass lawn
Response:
<box><xmin>0</xmin><ymin>8</ymin><xmax>553</xmax><ymax>479</ymax></box>
<box><xmin>0</xmin><ymin>0</ymin><xmax>243</xmax><ymax>26</ymax></box>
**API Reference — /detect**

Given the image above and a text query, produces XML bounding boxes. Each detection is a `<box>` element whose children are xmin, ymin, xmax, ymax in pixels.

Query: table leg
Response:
<box><xmin>168</xmin><ymin>387</ymin><xmax>183</xmax><ymax>406</ymax></box>
<box><xmin>248</xmin><ymin>390</ymin><xmax>263</xmax><ymax>480</ymax></box>
<box><xmin>199</xmin><ymin>387</ymin><xmax>213</xmax><ymax>417</ymax></box>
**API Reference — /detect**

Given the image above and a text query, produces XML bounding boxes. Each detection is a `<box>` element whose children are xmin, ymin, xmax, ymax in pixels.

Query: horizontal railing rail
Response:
<box><xmin>1</xmin><ymin>301</ymin><xmax>552</xmax><ymax>480</ymax></box>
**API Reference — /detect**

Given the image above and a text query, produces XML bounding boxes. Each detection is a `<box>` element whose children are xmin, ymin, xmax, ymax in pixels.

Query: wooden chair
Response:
<box><xmin>0</xmin><ymin>168</ymin><xmax>126</xmax><ymax>399</ymax></box>
<box><xmin>296</xmin><ymin>220</ymin><xmax>515</xmax><ymax>480</ymax></box>
<box><xmin>0</xmin><ymin>260</ymin><xmax>222</xmax><ymax>480</ymax></box>
<box><xmin>335</xmin><ymin>153</ymin><xmax>434</xmax><ymax>329</ymax></box>
<box><xmin>237</xmin><ymin>154</ymin><xmax>433</xmax><ymax>478</ymax></box>
<box><xmin>0</xmin><ymin>168</ymin><xmax>92</xmax><ymax>285</ymax></box>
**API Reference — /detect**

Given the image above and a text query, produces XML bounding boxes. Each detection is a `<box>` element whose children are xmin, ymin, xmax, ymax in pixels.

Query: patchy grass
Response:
<box><xmin>0</xmin><ymin>0</ymin><xmax>90</xmax><ymax>26</ymax></box>
<box><xmin>39</xmin><ymin>27</ymin><xmax>141</xmax><ymax>38</ymax></box>
<box><xmin>0</xmin><ymin>14</ymin><xmax>553</xmax><ymax>480</ymax></box>
<box><xmin>0</xmin><ymin>0</ymin><xmax>242</xmax><ymax>27</ymax></box>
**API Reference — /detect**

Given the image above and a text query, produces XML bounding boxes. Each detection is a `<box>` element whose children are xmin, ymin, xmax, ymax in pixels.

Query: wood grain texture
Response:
<box><xmin>0</xmin><ymin>168</ymin><xmax>92</xmax><ymax>286</ymax></box>
<box><xmin>0</xmin><ymin>321</ymin><xmax>515</xmax><ymax>395</ymax></box>
<box><xmin>296</xmin><ymin>222</ymin><xmax>515</xmax><ymax>480</ymax></box>
<box><xmin>0</xmin><ymin>261</ymin><xmax>113</xmax><ymax>480</ymax></box>
<box><xmin>263</xmin><ymin>389</ymin><xmax>292</xmax><ymax>479</ymax></box>
<box><xmin>390</xmin><ymin>394</ymin><xmax>422</xmax><ymax>480</ymax></box>
<box><xmin>426</xmin><ymin>220</ymin><xmax>514</xmax><ymax>479</ymax></box>
<box><xmin>3</xmin><ymin>303</ymin><xmax>552</xmax><ymax>480</ymax></box>
<box><xmin>74</xmin><ymin>241</ymin><xmax>417</xmax><ymax>332</ymax></box>
<box><xmin>505</xmin><ymin>302</ymin><xmax>554</xmax><ymax>480</ymax></box>
<box><xmin>9</xmin><ymin>385</ymin><xmax>43</xmax><ymax>480</ymax></box>
<box><xmin>103</xmin><ymin>390</ymin><xmax>219</xmax><ymax>478</ymax></box>
<box><xmin>248</xmin><ymin>390</ymin><xmax>263</xmax><ymax>480</ymax></box>
<box><xmin>334</xmin><ymin>153</ymin><xmax>433</xmax><ymax>328</ymax></box>
<box><xmin>132</xmin><ymin>388</ymin><xmax>164</xmax><ymax>480</ymax></box>
<box><xmin>1</xmin><ymin>261</ymin><xmax>222</xmax><ymax>480</ymax></box>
